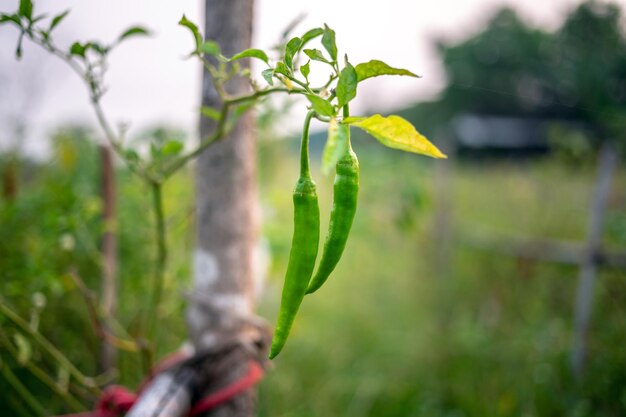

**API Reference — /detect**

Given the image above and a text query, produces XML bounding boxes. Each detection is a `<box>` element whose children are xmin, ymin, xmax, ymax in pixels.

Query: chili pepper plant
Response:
<box><xmin>0</xmin><ymin>0</ymin><xmax>445</xmax><ymax>407</ymax></box>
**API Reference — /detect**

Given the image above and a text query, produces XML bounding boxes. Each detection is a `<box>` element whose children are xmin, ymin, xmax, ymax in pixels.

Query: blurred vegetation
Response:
<box><xmin>1</xmin><ymin>0</ymin><xmax>626</xmax><ymax>416</ymax></box>
<box><xmin>401</xmin><ymin>1</ymin><xmax>626</xmax><ymax>152</ymax></box>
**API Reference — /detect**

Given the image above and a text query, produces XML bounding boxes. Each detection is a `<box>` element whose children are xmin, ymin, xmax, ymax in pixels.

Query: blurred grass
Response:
<box><xmin>1</xmin><ymin>132</ymin><xmax>625</xmax><ymax>416</ymax></box>
<box><xmin>256</xmin><ymin>139</ymin><xmax>626</xmax><ymax>417</ymax></box>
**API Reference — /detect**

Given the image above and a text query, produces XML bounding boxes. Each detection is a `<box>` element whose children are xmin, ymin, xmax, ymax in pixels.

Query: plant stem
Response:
<box><xmin>0</xmin><ymin>334</ymin><xmax>86</xmax><ymax>412</ymax></box>
<box><xmin>0</xmin><ymin>302</ymin><xmax>100</xmax><ymax>395</ymax></box>
<box><xmin>300</xmin><ymin>110</ymin><xmax>316</xmax><ymax>177</ymax></box>
<box><xmin>145</xmin><ymin>181</ymin><xmax>167</xmax><ymax>346</ymax></box>
<box><xmin>0</xmin><ymin>356</ymin><xmax>47</xmax><ymax>416</ymax></box>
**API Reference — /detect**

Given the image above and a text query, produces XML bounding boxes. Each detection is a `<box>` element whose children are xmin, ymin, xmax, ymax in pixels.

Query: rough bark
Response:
<box><xmin>126</xmin><ymin>1</ymin><xmax>268</xmax><ymax>415</ymax></box>
<box><xmin>187</xmin><ymin>0</ymin><xmax>258</xmax><ymax>351</ymax></box>
<box><xmin>186</xmin><ymin>0</ymin><xmax>264</xmax><ymax>416</ymax></box>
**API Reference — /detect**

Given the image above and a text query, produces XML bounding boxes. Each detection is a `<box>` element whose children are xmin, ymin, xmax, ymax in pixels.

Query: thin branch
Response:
<box><xmin>0</xmin><ymin>301</ymin><xmax>101</xmax><ymax>395</ymax></box>
<box><xmin>69</xmin><ymin>270</ymin><xmax>140</xmax><ymax>352</ymax></box>
<box><xmin>145</xmin><ymin>181</ymin><xmax>168</xmax><ymax>347</ymax></box>
<box><xmin>0</xmin><ymin>357</ymin><xmax>47</xmax><ymax>416</ymax></box>
<box><xmin>0</xmin><ymin>333</ymin><xmax>86</xmax><ymax>412</ymax></box>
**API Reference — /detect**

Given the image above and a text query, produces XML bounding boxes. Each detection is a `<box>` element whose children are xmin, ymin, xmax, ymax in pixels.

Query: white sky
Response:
<box><xmin>1</xmin><ymin>0</ymin><xmax>625</xmax><ymax>156</ymax></box>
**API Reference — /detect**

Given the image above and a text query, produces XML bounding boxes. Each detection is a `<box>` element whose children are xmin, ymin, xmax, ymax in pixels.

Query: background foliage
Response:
<box><xmin>1</xmin><ymin>1</ymin><xmax>626</xmax><ymax>416</ymax></box>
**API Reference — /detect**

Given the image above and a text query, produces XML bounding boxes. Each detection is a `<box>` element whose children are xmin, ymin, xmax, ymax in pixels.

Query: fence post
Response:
<box><xmin>571</xmin><ymin>141</ymin><xmax>618</xmax><ymax>379</ymax></box>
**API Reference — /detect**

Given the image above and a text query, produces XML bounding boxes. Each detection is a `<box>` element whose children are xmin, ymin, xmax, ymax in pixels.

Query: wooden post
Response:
<box><xmin>100</xmin><ymin>144</ymin><xmax>118</xmax><ymax>373</ymax></box>
<box><xmin>571</xmin><ymin>142</ymin><xmax>618</xmax><ymax>379</ymax></box>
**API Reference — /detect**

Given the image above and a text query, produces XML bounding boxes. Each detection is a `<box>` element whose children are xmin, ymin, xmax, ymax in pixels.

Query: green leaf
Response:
<box><xmin>301</xmin><ymin>60</ymin><xmax>310</xmax><ymax>79</ymax></box>
<box><xmin>200</xmin><ymin>106</ymin><xmax>221</xmax><ymax>120</ymax></box>
<box><xmin>69</xmin><ymin>42</ymin><xmax>86</xmax><ymax>58</ymax></box>
<box><xmin>274</xmin><ymin>61</ymin><xmax>291</xmax><ymax>77</ymax></box>
<box><xmin>85</xmin><ymin>42</ymin><xmax>107</xmax><ymax>55</ymax></box>
<box><xmin>178</xmin><ymin>14</ymin><xmax>202</xmax><ymax>49</ymax></box>
<box><xmin>199</xmin><ymin>40</ymin><xmax>220</xmax><ymax>56</ymax></box>
<box><xmin>321</xmin><ymin>24</ymin><xmax>337</xmax><ymax>62</ymax></box>
<box><xmin>336</xmin><ymin>60</ymin><xmax>357</xmax><ymax>108</ymax></box>
<box><xmin>0</xmin><ymin>14</ymin><xmax>22</xmax><ymax>27</ymax></box>
<box><xmin>13</xmin><ymin>333</ymin><xmax>32</xmax><ymax>365</ymax></box>
<box><xmin>355</xmin><ymin>60</ymin><xmax>419</xmax><ymax>82</ymax></box>
<box><xmin>300</xmin><ymin>27</ymin><xmax>323</xmax><ymax>49</ymax></box>
<box><xmin>303</xmin><ymin>49</ymin><xmax>330</xmax><ymax>64</ymax></box>
<box><xmin>229</xmin><ymin>48</ymin><xmax>269</xmax><ymax>64</ymax></box>
<box><xmin>49</xmin><ymin>10</ymin><xmax>69</xmax><ymax>31</ymax></box>
<box><xmin>124</xmin><ymin>149</ymin><xmax>139</xmax><ymax>163</ymax></box>
<box><xmin>161</xmin><ymin>140</ymin><xmax>184</xmax><ymax>156</ymax></box>
<box><xmin>118</xmin><ymin>26</ymin><xmax>151</xmax><ymax>42</ymax></box>
<box><xmin>262</xmin><ymin>68</ymin><xmax>274</xmax><ymax>85</ymax></box>
<box><xmin>306</xmin><ymin>94</ymin><xmax>335</xmax><ymax>117</ymax></box>
<box><xmin>284</xmin><ymin>36</ymin><xmax>302</xmax><ymax>69</ymax></box>
<box><xmin>18</xmin><ymin>0</ymin><xmax>32</xmax><ymax>20</ymax></box>
<box><xmin>322</xmin><ymin>118</ymin><xmax>349</xmax><ymax>175</ymax></box>
<box><xmin>344</xmin><ymin>114</ymin><xmax>446</xmax><ymax>158</ymax></box>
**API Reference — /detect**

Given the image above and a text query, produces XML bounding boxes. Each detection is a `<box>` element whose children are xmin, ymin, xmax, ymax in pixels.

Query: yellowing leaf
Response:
<box><xmin>344</xmin><ymin>115</ymin><xmax>446</xmax><ymax>158</ymax></box>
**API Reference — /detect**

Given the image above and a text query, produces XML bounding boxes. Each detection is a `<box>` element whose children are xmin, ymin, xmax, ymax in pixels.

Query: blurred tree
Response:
<box><xmin>436</xmin><ymin>1</ymin><xmax>626</xmax><ymax>146</ymax></box>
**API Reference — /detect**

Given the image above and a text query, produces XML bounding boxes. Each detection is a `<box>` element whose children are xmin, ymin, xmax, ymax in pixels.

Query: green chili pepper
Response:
<box><xmin>269</xmin><ymin>110</ymin><xmax>320</xmax><ymax>359</ymax></box>
<box><xmin>306</xmin><ymin>123</ymin><xmax>359</xmax><ymax>295</ymax></box>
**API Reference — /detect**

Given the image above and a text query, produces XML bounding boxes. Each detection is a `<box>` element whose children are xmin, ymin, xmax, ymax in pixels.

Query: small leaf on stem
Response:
<box><xmin>118</xmin><ymin>26</ymin><xmax>151</xmax><ymax>42</ymax></box>
<box><xmin>274</xmin><ymin>61</ymin><xmax>291</xmax><ymax>77</ymax></box>
<box><xmin>178</xmin><ymin>14</ymin><xmax>203</xmax><ymax>49</ymax></box>
<box><xmin>229</xmin><ymin>48</ymin><xmax>269</xmax><ymax>64</ymax></box>
<box><xmin>300</xmin><ymin>27</ymin><xmax>323</xmax><ymax>49</ymax></box>
<box><xmin>49</xmin><ymin>10</ymin><xmax>69</xmax><ymax>31</ymax></box>
<box><xmin>199</xmin><ymin>40</ymin><xmax>220</xmax><ymax>56</ymax></box>
<box><xmin>303</xmin><ymin>48</ymin><xmax>330</xmax><ymax>64</ymax></box>
<box><xmin>18</xmin><ymin>0</ymin><xmax>33</xmax><ymax>20</ymax></box>
<box><xmin>355</xmin><ymin>60</ymin><xmax>419</xmax><ymax>82</ymax></box>
<box><xmin>200</xmin><ymin>106</ymin><xmax>221</xmax><ymax>120</ymax></box>
<box><xmin>301</xmin><ymin>60</ymin><xmax>311</xmax><ymax>80</ymax></box>
<box><xmin>161</xmin><ymin>140</ymin><xmax>184</xmax><ymax>156</ymax></box>
<box><xmin>262</xmin><ymin>68</ymin><xmax>274</xmax><ymax>85</ymax></box>
<box><xmin>306</xmin><ymin>94</ymin><xmax>335</xmax><ymax>117</ymax></box>
<box><xmin>321</xmin><ymin>23</ymin><xmax>337</xmax><ymax>61</ymax></box>
<box><xmin>69</xmin><ymin>42</ymin><xmax>86</xmax><ymax>58</ymax></box>
<box><xmin>0</xmin><ymin>14</ymin><xmax>22</xmax><ymax>27</ymax></box>
<box><xmin>336</xmin><ymin>60</ymin><xmax>357</xmax><ymax>108</ymax></box>
<box><xmin>284</xmin><ymin>36</ymin><xmax>302</xmax><ymax>69</ymax></box>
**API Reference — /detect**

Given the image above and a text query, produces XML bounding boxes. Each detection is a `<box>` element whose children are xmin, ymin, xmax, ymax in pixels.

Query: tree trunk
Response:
<box><xmin>126</xmin><ymin>1</ymin><xmax>268</xmax><ymax>415</ymax></box>
<box><xmin>187</xmin><ymin>0</ymin><xmax>258</xmax><ymax>349</ymax></box>
<box><xmin>186</xmin><ymin>0</ymin><xmax>265</xmax><ymax>416</ymax></box>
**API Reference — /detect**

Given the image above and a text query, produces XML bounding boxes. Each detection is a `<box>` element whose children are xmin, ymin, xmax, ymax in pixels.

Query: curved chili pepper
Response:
<box><xmin>269</xmin><ymin>110</ymin><xmax>320</xmax><ymax>359</ymax></box>
<box><xmin>306</xmin><ymin>126</ymin><xmax>359</xmax><ymax>295</ymax></box>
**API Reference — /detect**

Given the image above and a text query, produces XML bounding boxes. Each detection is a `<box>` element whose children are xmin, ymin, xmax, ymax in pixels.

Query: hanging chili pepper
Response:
<box><xmin>269</xmin><ymin>110</ymin><xmax>320</xmax><ymax>359</ymax></box>
<box><xmin>306</xmin><ymin>107</ymin><xmax>359</xmax><ymax>294</ymax></box>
